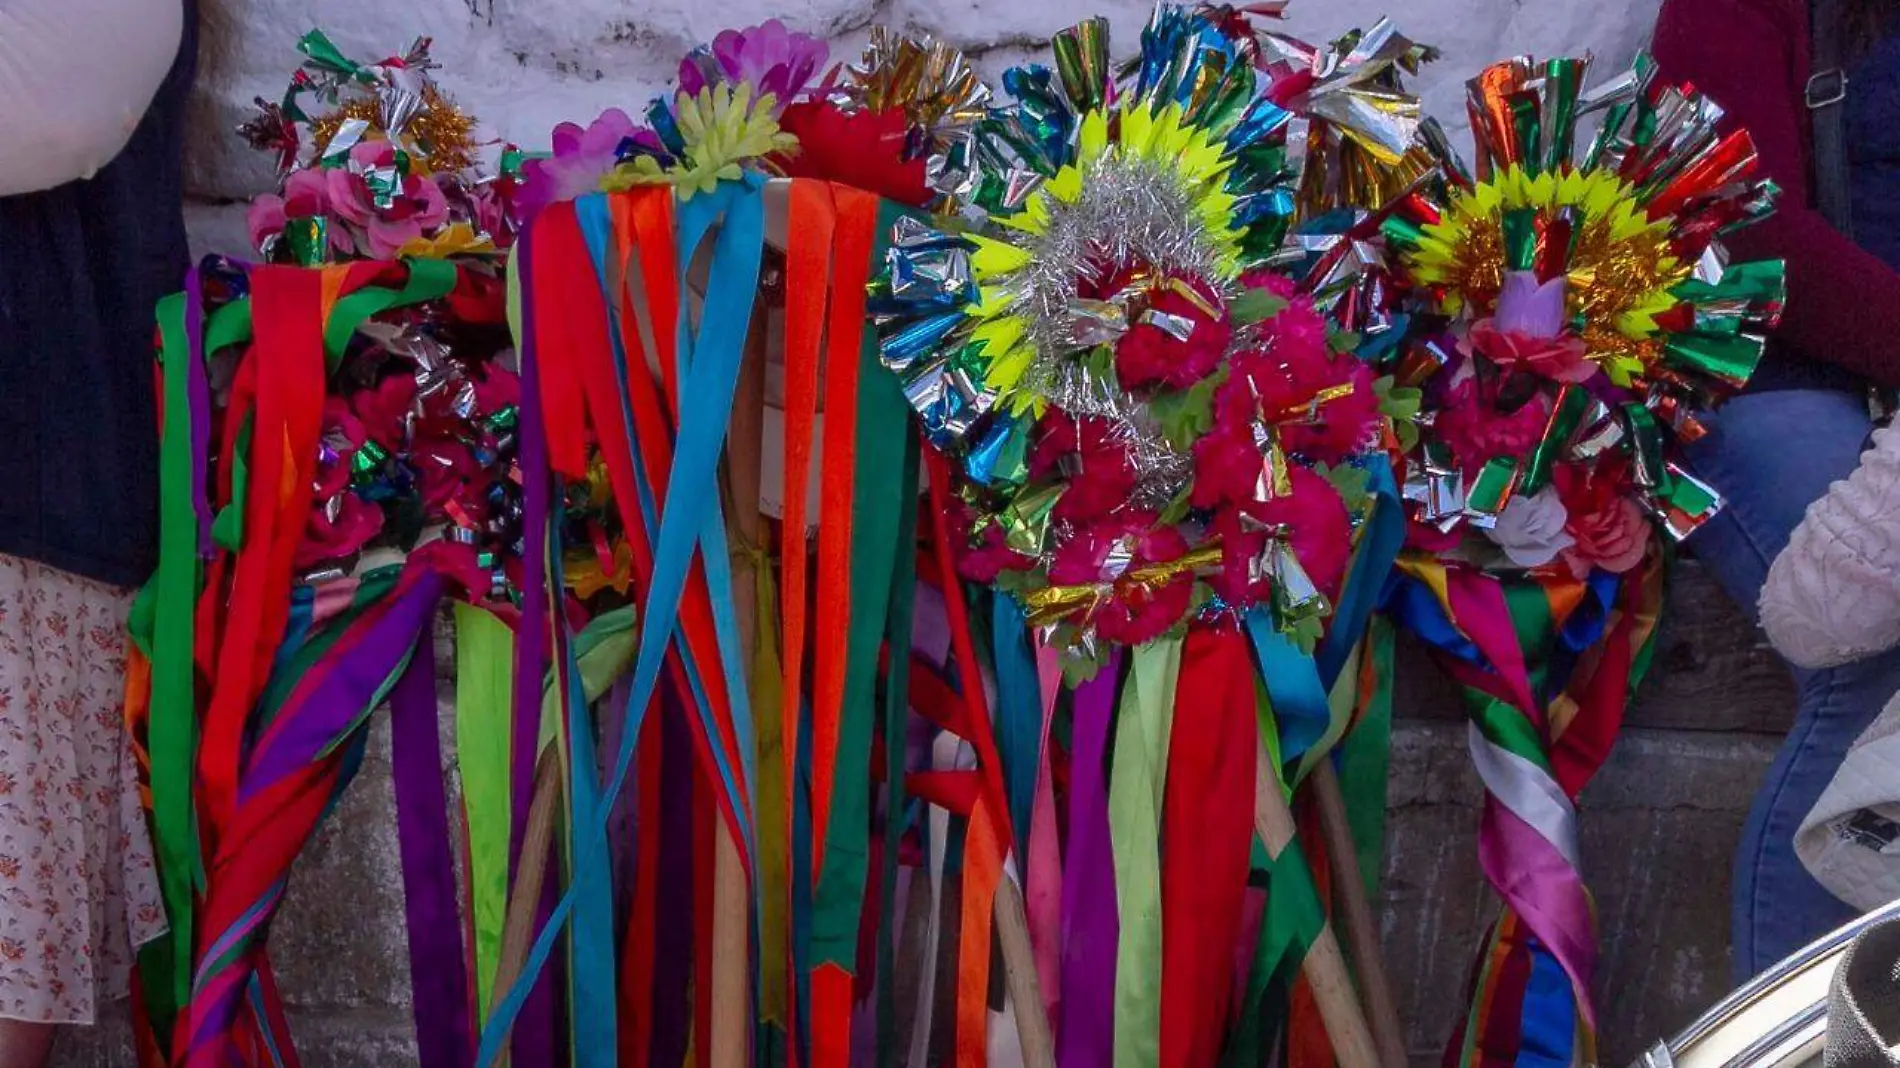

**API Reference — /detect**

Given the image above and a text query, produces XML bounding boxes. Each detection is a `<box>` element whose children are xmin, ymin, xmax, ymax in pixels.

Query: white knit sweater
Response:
<box><xmin>1761</xmin><ymin>425</ymin><xmax>1900</xmax><ymax>669</ymax></box>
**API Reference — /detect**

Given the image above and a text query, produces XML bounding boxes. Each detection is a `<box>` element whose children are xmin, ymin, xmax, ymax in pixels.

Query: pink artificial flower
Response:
<box><xmin>1467</xmin><ymin>318</ymin><xmax>1597</xmax><ymax>384</ymax></box>
<box><xmin>413</xmin><ymin>539</ymin><xmax>495</xmax><ymax>602</ymax></box>
<box><xmin>517</xmin><ymin>108</ymin><xmax>647</xmax><ymax>222</ymax></box>
<box><xmin>472</xmin><ymin>364</ymin><xmax>522</xmax><ymax>413</ymax></box>
<box><xmin>1112</xmin><ymin>274</ymin><xmax>1233</xmax><ymax>390</ymax></box>
<box><xmin>325</xmin><ymin>142</ymin><xmax>451</xmax><ymax>259</ymax></box>
<box><xmin>1404</xmin><ymin>515</ymin><xmax>1465</xmax><ymax>554</ymax></box>
<box><xmin>1239</xmin><ymin>268</ymin><xmax>1299</xmax><ymax>299</ymax></box>
<box><xmin>1029</xmin><ymin>411</ymin><xmax>1141</xmax><ymax>522</ymax></box>
<box><xmin>1433</xmin><ymin>378</ymin><xmax>1553</xmax><ymax>480</ymax></box>
<box><xmin>1555</xmin><ymin>461</ymin><xmax>1653</xmax><ymax>578</ymax></box>
<box><xmin>1049</xmin><ymin>514</ymin><xmax>1194</xmax><ymax>645</ymax></box>
<box><xmin>678</xmin><ymin>20</ymin><xmax>828</xmax><ymax>102</ymax></box>
<box><xmin>247</xmin><ymin>169</ymin><xmax>355</xmax><ymax>256</ymax></box>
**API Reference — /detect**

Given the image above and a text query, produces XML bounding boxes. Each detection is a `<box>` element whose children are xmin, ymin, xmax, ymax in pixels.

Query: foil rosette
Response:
<box><xmin>870</xmin><ymin>5</ymin><xmax>1403</xmax><ymax>656</ymax></box>
<box><xmin>1381</xmin><ymin>52</ymin><xmax>1785</xmax><ymax>552</ymax></box>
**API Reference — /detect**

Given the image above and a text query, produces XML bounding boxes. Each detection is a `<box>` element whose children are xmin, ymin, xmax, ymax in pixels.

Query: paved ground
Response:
<box><xmin>50</xmin><ymin>562</ymin><xmax>1792</xmax><ymax>1068</ymax></box>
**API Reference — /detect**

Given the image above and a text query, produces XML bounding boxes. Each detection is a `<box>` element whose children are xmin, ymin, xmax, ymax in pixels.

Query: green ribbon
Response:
<box><xmin>812</xmin><ymin>202</ymin><xmax>922</xmax><ymax>972</ymax></box>
<box><xmin>454</xmin><ymin>602</ymin><xmax>516</xmax><ymax>1019</ymax></box>
<box><xmin>1335</xmin><ymin>615</ymin><xmax>1396</xmax><ymax>903</ymax></box>
<box><xmin>1110</xmin><ymin>636</ymin><xmax>1183</xmax><ymax>1068</ymax></box>
<box><xmin>323</xmin><ymin>258</ymin><xmax>460</xmax><ymax>370</ymax></box>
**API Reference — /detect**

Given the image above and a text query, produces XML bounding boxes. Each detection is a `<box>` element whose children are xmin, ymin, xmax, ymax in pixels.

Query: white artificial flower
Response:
<box><xmin>1484</xmin><ymin>487</ymin><xmax>1574</xmax><ymax>569</ymax></box>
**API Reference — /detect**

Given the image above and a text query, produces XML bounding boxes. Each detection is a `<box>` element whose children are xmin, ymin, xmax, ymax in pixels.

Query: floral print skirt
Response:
<box><xmin>0</xmin><ymin>554</ymin><xmax>165</xmax><ymax>1024</ymax></box>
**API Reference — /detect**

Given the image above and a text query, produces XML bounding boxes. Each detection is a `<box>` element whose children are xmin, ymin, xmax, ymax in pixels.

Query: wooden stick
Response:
<box><xmin>993</xmin><ymin>877</ymin><xmax>1057</xmax><ymax>1068</ymax></box>
<box><xmin>710</xmin><ymin>308</ymin><xmax>770</xmax><ymax>1068</ymax></box>
<box><xmin>484</xmin><ymin>746</ymin><xmax>565</xmax><ymax>1068</ymax></box>
<box><xmin>1310</xmin><ymin>762</ymin><xmax>1408</xmax><ymax>1068</ymax></box>
<box><xmin>1253</xmin><ymin>738</ymin><xmax>1380</xmax><ymax>1068</ymax></box>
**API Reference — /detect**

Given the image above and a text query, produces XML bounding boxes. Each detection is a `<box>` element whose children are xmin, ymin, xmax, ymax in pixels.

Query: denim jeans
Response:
<box><xmin>1685</xmin><ymin>388</ymin><xmax>1900</xmax><ymax>983</ymax></box>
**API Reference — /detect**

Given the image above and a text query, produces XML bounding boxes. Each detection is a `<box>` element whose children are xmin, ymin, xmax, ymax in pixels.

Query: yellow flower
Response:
<box><xmin>603</xmin><ymin>84</ymin><xmax>798</xmax><ymax>200</ymax></box>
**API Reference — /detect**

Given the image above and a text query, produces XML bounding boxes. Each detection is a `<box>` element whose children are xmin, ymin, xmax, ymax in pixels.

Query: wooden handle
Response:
<box><xmin>1310</xmin><ymin>762</ymin><xmax>1408</xmax><ymax>1068</ymax></box>
<box><xmin>993</xmin><ymin>876</ymin><xmax>1057</xmax><ymax>1068</ymax></box>
<box><xmin>1253</xmin><ymin>739</ymin><xmax>1381</xmax><ymax>1068</ymax></box>
<box><xmin>709</xmin><ymin>309</ymin><xmax>770</xmax><ymax>1068</ymax></box>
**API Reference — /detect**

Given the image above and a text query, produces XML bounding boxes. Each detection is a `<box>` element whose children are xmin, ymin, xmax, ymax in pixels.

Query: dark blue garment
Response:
<box><xmin>0</xmin><ymin>2</ymin><xmax>197</xmax><ymax>588</ymax></box>
<box><xmin>1848</xmin><ymin>29</ymin><xmax>1900</xmax><ymax>273</ymax></box>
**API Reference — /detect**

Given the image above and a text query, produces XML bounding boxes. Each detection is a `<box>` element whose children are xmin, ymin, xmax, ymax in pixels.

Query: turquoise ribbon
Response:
<box><xmin>474</xmin><ymin>178</ymin><xmax>766</xmax><ymax>1067</ymax></box>
<box><xmin>991</xmin><ymin>594</ymin><xmax>1040</xmax><ymax>849</ymax></box>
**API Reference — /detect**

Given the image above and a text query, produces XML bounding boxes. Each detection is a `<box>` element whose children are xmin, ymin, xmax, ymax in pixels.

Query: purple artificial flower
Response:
<box><xmin>676</xmin><ymin>19</ymin><xmax>828</xmax><ymax>102</ymax></box>
<box><xmin>1493</xmin><ymin>270</ymin><xmax>1569</xmax><ymax>339</ymax></box>
<box><xmin>515</xmin><ymin>108</ymin><xmax>652</xmax><ymax>222</ymax></box>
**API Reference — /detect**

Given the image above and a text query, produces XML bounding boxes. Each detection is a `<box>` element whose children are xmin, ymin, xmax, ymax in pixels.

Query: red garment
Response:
<box><xmin>1654</xmin><ymin>0</ymin><xmax>1900</xmax><ymax>385</ymax></box>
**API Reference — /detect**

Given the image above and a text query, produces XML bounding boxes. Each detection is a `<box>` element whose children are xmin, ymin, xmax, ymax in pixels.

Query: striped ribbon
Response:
<box><xmin>1382</xmin><ymin>546</ymin><xmax>1665</xmax><ymax>1067</ymax></box>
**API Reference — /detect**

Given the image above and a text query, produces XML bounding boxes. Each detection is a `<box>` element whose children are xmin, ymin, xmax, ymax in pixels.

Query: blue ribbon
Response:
<box><xmin>474</xmin><ymin>178</ymin><xmax>766</xmax><ymax>1067</ymax></box>
<box><xmin>990</xmin><ymin>595</ymin><xmax>1040</xmax><ymax>849</ymax></box>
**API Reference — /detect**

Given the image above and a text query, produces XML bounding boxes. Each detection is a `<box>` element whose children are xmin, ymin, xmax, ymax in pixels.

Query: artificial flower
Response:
<box><xmin>1030</xmin><ymin>412</ymin><xmax>1140</xmax><ymax>522</ymax></box>
<box><xmin>1467</xmin><ymin>318</ymin><xmax>1596</xmax><ymax>384</ymax></box>
<box><xmin>1049</xmin><ymin>515</ymin><xmax>1193</xmax><ymax>646</ymax></box>
<box><xmin>678</xmin><ymin>20</ymin><xmax>827</xmax><ymax>102</ymax></box>
<box><xmin>1556</xmin><ymin>462</ymin><xmax>1652</xmax><ymax>577</ymax></box>
<box><xmin>1433</xmin><ymin>377</ymin><xmax>1552</xmax><ymax>479</ymax></box>
<box><xmin>1483</xmin><ymin>487</ymin><xmax>1573</xmax><ymax>569</ymax></box>
<box><xmin>297</xmin><ymin>493</ymin><xmax>386</xmax><ymax>569</ymax></box>
<box><xmin>248</xmin><ymin>169</ymin><xmax>353</xmax><ymax>256</ymax></box>
<box><xmin>1208</xmin><ymin>465</ymin><xmax>1351</xmax><ymax>607</ymax></box>
<box><xmin>1112</xmin><ymin>273</ymin><xmax>1233</xmax><ymax>390</ymax></box>
<box><xmin>314</xmin><ymin>399</ymin><xmax>368</xmax><ymax>499</ymax></box>
<box><xmin>325</xmin><ymin>142</ymin><xmax>450</xmax><ymax>259</ymax></box>
<box><xmin>776</xmin><ymin>101</ymin><xmax>931</xmax><ymax>205</ymax></box>
<box><xmin>517</xmin><ymin>108</ymin><xmax>648</xmax><ymax>220</ymax></box>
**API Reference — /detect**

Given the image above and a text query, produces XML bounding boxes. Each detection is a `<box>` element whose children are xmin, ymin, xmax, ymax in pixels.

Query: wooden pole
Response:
<box><xmin>1253</xmin><ymin>739</ymin><xmax>1380</xmax><ymax>1068</ymax></box>
<box><xmin>710</xmin><ymin>305</ymin><xmax>770</xmax><ymax>1068</ymax></box>
<box><xmin>993</xmin><ymin>877</ymin><xmax>1057</xmax><ymax>1068</ymax></box>
<box><xmin>1309</xmin><ymin>762</ymin><xmax>1408</xmax><ymax>1068</ymax></box>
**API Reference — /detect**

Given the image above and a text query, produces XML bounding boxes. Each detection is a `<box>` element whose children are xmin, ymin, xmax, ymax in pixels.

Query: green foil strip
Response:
<box><xmin>1509</xmin><ymin>91</ymin><xmax>1542</xmax><ymax>177</ymax></box>
<box><xmin>1501</xmin><ymin>208</ymin><xmax>1538</xmax><ymax>273</ymax></box>
<box><xmin>1465</xmin><ymin>455</ymin><xmax>1520</xmax><ymax>520</ymax></box>
<box><xmin>1003</xmin><ymin>483</ymin><xmax>1067</xmax><ymax>555</ymax></box>
<box><xmin>1052</xmin><ymin>18</ymin><xmax>1111</xmax><ymax>114</ymax></box>
<box><xmin>1519</xmin><ymin>383</ymin><xmax>1592</xmax><ymax>495</ymax></box>
<box><xmin>1651</xmin><ymin>463</ymin><xmax>1723</xmax><ymax>540</ymax></box>
<box><xmin>285</xmin><ymin>217</ymin><xmax>330</xmax><ymax>267</ymax></box>
<box><xmin>1541</xmin><ymin>58</ymin><xmax>1585</xmax><ymax>173</ymax></box>
<box><xmin>1620</xmin><ymin>403</ymin><xmax>1668</xmax><ymax>489</ymax></box>
<box><xmin>1662</xmin><ymin>332</ymin><xmax>1765</xmax><ymax>392</ymax></box>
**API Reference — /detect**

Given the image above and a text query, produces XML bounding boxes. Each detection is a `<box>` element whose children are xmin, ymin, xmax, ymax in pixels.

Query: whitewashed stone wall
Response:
<box><xmin>182</xmin><ymin>0</ymin><xmax>1667</xmax><ymax>257</ymax></box>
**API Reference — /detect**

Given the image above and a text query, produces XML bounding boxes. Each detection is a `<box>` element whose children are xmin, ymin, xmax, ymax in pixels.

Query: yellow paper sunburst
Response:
<box><xmin>962</xmin><ymin>102</ymin><xmax>1244</xmax><ymax>417</ymax></box>
<box><xmin>1407</xmin><ymin>165</ymin><xmax>1692</xmax><ymax>385</ymax></box>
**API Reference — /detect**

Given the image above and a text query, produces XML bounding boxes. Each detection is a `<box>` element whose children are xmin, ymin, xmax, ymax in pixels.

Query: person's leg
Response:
<box><xmin>1685</xmin><ymin>388</ymin><xmax>1900</xmax><ymax>980</ymax></box>
<box><xmin>0</xmin><ymin>1019</ymin><xmax>56</xmax><ymax>1067</ymax></box>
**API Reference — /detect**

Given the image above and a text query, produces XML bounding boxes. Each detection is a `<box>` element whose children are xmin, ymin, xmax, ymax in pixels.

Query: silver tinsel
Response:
<box><xmin>1016</xmin><ymin>151</ymin><xmax>1230</xmax><ymax>393</ymax></box>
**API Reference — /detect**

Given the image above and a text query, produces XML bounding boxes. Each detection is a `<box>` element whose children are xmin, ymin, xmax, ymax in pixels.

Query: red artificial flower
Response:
<box><xmin>1554</xmin><ymin>461</ymin><xmax>1652</xmax><ymax>578</ymax></box>
<box><xmin>1049</xmin><ymin>514</ymin><xmax>1194</xmax><ymax>645</ymax></box>
<box><xmin>1106</xmin><ymin>271</ymin><xmax>1232</xmax><ymax>390</ymax></box>
<box><xmin>351</xmin><ymin>374</ymin><xmax>419</xmax><ymax>450</ymax></box>
<box><xmin>1190</xmin><ymin>408</ymin><xmax>1263</xmax><ymax>510</ymax></box>
<box><xmin>1206</xmin><ymin>466</ymin><xmax>1351</xmax><ymax>607</ymax></box>
<box><xmin>314</xmin><ymin>398</ymin><xmax>368</xmax><ymax>499</ymax></box>
<box><xmin>947</xmin><ymin>497</ymin><xmax>1035</xmax><ymax>582</ymax></box>
<box><xmin>1029</xmin><ymin>411</ymin><xmax>1141</xmax><ymax>522</ymax></box>
<box><xmin>1433</xmin><ymin>377</ymin><xmax>1552</xmax><ymax>480</ymax></box>
<box><xmin>1218</xmin><ymin>295</ymin><xmax>1379</xmax><ymax>461</ymax></box>
<box><xmin>776</xmin><ymin>100</ymin><xmax>932</xmax><ymax>207</ymax></box>
<box><xmin>295</xmin><ymin>493</ymin><xmax>385</xmax><ymax>569</ymax></box>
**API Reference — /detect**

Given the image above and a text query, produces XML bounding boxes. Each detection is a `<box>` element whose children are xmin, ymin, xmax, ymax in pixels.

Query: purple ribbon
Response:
<box><xmin>242</xmin><ymin>569</ymin><xmax>445</xmax><ymax>795</ymax></box>
<box><xmin>509</xmin><ymin>237</ymin><xmax>560</xmax><ymax>1066</ymax></box>
<box><xmin>1057</xmin><ymin>651</ymin><xmax>1122</xmax><ymax>1068</ymax></box>
<box><xmin>389</xmin><ymin>632</ymin><xmax>476</xmax><ymax>1068</ymax></box>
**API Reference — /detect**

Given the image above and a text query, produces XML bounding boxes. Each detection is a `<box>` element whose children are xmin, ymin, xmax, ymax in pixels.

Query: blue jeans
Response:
<box><xmin>1685</xmin><ymin>388</ymin><xmax>1900</xmax><ymax>982</ymax></box>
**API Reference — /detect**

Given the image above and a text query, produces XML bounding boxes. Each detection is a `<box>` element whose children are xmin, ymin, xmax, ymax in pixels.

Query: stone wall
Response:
<box><xmin>177</xmin><ymin>0</ymin><xmax>1671</xmax><ymax>255</ymax></box>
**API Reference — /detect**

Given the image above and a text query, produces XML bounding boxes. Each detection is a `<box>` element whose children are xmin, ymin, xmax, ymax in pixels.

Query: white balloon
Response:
<box><xmin>0</xmin><ymin>0</ymin><xmax>183</xmax><ymax>196</ymax></box>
